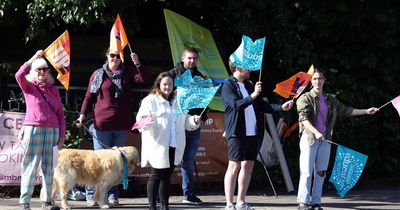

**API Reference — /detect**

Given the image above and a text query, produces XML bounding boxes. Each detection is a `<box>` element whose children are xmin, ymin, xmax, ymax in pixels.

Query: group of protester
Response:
<box><xmin>16</xmin><ymin>42</ymin><xmax>378</xmax><ymax>210</ymax></box>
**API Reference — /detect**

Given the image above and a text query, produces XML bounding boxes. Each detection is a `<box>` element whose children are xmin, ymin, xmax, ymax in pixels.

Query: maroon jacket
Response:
<box><xmin>80</xmin><ymin>64</ymin><xmax>144</xmax><ymax>130</ymax></box>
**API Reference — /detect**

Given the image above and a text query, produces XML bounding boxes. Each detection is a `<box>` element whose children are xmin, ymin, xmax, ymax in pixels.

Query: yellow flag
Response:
<box><xmin>44</xmin><ymin>30</ymin><xmax>71</xmax><ymax>90</ymax></box>
<box><xmin>164</xmin><ymin>9</ymin><xmax>228</xmax><ymax>111</ymax></box>
<box><xmin>307</xmin><ymin>64</ymin><xmax>315</xmax><ymax>75</ymax></box>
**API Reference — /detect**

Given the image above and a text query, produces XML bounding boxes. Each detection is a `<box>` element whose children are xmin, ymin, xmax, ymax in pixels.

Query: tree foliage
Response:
<box><xmin>1</xmin><ymin>0</ymin><xmax>144</xmax><ymax>42</ymax></box>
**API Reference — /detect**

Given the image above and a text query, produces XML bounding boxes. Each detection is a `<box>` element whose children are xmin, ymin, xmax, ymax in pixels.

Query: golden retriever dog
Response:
<box><xmin>51</xmin><ymin>146</ymin><xmax>139</xmax><ymax>209</ymax></box>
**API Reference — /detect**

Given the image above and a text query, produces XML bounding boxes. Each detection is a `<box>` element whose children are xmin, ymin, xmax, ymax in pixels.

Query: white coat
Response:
<box><xmin>136</xmin><ymin>94</ymin><xmax>200</xmax><ymax>169</ymax></box>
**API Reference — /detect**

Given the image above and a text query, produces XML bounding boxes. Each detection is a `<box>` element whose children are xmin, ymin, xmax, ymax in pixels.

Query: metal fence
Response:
<box><xmin>3</xmin><ymin>83</ymin><xmax>149</xmax><ymax>113</ymax></box>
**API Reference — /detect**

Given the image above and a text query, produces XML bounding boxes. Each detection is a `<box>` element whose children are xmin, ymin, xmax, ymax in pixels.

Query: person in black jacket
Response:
<box><xmin>168</xmin><ymin>47</ymin><xmax>207</xmax><ymax>204</ymax></box>
<box><xmin>221</xmin><ymin>59</ymin><xmax>293</xmax><ymax>210</ymax></box>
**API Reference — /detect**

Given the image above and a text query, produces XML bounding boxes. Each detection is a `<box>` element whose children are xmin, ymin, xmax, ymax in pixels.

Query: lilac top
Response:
<box><xmin>15</xmin><ymin>63</ymin><xmax>66</xmax><ymax>137</ymax></box>
<box><xmin>314</xmin><ymin>94</ymin><xmax>328</xmax><ymax>134</ymax></box>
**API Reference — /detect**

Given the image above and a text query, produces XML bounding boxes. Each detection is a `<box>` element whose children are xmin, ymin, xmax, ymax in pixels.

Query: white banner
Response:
<box><xmin>0</xmin><ymin>111</ymin><xmax>42</xmax><ymax>186</ymax></box>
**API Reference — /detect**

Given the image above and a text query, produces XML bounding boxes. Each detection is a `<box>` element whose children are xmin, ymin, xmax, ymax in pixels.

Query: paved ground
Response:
<box><xmin>1</xmin><ymin>187</ymin><xmax>399</xmax><ymax>210</ymax></box>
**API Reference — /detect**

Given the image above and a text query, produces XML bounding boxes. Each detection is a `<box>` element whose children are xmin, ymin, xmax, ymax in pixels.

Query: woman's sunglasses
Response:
<box><xmin>109</xmin><ymin>53</ymin><xmax>121</xmax><ymax>59</ymax></box>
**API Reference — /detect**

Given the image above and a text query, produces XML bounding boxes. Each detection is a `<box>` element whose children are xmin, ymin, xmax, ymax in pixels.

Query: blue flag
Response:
<box><xmin>229</xmin><ymin>35</ymin><xmax>266</xmax><ymax>71</ymax></box>
<box><xmin>329</xmin><ymin>145</ymin><xmax>368</xmax><ymax>197</ymax></box>
<box><xmin>176</xmin><ymin>85</ymin><xmax>220</xmax><ymax>114</ymax></box>
<box><xmin>174</xmin><ymin>70</ymin><xmax>213</xmax><ymax>88</ymax></box>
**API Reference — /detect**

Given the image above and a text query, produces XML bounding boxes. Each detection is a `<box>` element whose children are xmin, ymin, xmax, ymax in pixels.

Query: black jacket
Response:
<box><xmin>168</xmin><ymin>62</ymin><xmax>208</xmax><ymax>122</ymax></box>
<box><xmin>221</xmin><ymin>76</ymin><xmax>282</xmax><ymax>140</ymax></box>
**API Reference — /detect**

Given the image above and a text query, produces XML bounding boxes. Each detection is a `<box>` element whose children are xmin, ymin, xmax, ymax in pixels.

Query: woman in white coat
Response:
<box><xmin>136</xmin><ymin>72</ymin><xmax>201</xmax><ymax>210</ymax></box>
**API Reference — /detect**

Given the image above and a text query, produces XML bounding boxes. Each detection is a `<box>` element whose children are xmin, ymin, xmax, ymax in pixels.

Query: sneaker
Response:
<box><xmin>182</xmin><ymin>194</ymin><xmax>203</xmax><ymax>204</ymax></box>
<box><xmin>108</xmin><ymin>198</ymin><xmax>119</xmax><ymax>207</ymax></box>
<box><xmin>312</xmin><ymin>204</ymin><xmax>324</xmax><ymax>210</ymax></box>
<box><xmin>41</xmin><ymin>201</ymin><xmax>60</xmax><ymax>210</ymax></box>
<box><xmin>298</xmin><ymin>203</ymin><xmax>312</xmax><ymax>210</ymax></box>
<box><xmin>86</xmin><ymin>200</ymin><xmax>98</xmax><ymax>207</ymax></box>
<box><xmin>225</xmin><ymin>203</ymin><xmax>236</xmax><ymax>210</ymax></box>
<box><xmin>67</xmin><ymin>190</ymin><xmax>86</xmax><ymax>201</ymax></box>
<box><xmin>236</xmin><ymin>202</ymin><xmax>255</xmax><ymax>210</ymax></box>
<box><xmin>19</xmin><ymin>203</ymin><xmax>31</xmax><ymax>210</ymax></box>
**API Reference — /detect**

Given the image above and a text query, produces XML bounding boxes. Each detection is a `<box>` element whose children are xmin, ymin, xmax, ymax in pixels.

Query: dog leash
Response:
<box><xmin>120</xmin><ymin>151</ymin><xmax>129</xmax><ymax>190</ymax></box>
<box><xmin>79</xmin><ymin>120</ymin><xmax>129</xmax><ymax>188</ymax></box>
<box><xmin>77</xmin><ymin>120</ymin><xmax>112</xmax><ymax>149</ymax></box>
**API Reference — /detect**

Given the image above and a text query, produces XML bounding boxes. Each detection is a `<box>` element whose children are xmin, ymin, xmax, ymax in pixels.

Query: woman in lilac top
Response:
<box><xmin>15</xmin><ymin>50</ymin><xmax>65</xmax><ymax>210</ymax></box>
<box><xmin>296</xmin><ymin>68</ymin><xmax>379</xmax><ymax>210</ymax></box>
<box><xmin>75</xmin><ymin>48</ymin><xmax>144</xmax><ymax>206</ymax></box>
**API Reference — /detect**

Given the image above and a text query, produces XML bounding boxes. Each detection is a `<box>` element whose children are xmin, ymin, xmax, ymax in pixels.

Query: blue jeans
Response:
<box><xmin>297</xmin><ymin>132</ymin><xmax>331</xmax><ymax>205</ymax></box>
<box><xmin>86</xmin><ymin>129</ymin><xmax>128</xmax><ymax>201</ymax></box>
<box><xmin>181</xmin><ymin>128</ymin><xmax>201</xmax><ymax>196</ymax></box>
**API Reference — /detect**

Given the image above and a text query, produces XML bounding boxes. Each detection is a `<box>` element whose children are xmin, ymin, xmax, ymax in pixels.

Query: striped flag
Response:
<box><xmin>44</xmin><ymin>30</ymin><xmax>71</xmax><ymax>90</ymax></box>
<box><xmin>273</xmin><ymin>65</ymin><xmax>314</xmax><ymax>99</ymax></box>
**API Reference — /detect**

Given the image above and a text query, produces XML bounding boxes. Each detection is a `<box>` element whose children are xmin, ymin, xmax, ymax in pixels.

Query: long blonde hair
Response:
<box><xmin>25</xmin><ymin>58</ymin><xmax>55</xmax><ymax>84</ymax></box>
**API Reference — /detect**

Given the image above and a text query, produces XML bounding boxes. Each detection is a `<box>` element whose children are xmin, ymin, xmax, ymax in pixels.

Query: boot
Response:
<box><xmin>160</xmin><ymin>202</ymin><xmax>169</xmax><ymax>210</ymax></box>
<box><xmin>149</xmin><ymin>203</ymin><xmax>157</xmax><ymax>210</ymax></box>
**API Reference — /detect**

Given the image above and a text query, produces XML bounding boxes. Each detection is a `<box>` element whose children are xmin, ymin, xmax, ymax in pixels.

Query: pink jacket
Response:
<box><xmin>15</xmin><ymin>63</ymin><xmax>66</xmax><ymax>137</ymax></box>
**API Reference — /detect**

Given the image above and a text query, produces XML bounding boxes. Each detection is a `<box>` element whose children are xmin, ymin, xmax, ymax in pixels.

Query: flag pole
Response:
<box><xmin>258</xmin><ymin>69</ymin><xmax>262</xmax><ymax>82</ymax></box>
<box><xmin>199</xmin><ymin>107</ymin><xmax>207</xmax><ymax>116</ymax></box>
<box><xmin>378</xmin><ymin>100</ymin><xmax>392</xmax><ymax>110</ymax></box>
<box><xmin>127</xmin><ymin>43</ymin><xmax>133</xmax><ymax>54</ymax></box>
<box><xmin>257</xmin><ymin>149</ymin><xmax>278</xmax><ymax>197</ymax></box>
<box><xmin>326</xmin><ymin>140</ymin><xmax>339</xmax><ymax>146</ymax></box>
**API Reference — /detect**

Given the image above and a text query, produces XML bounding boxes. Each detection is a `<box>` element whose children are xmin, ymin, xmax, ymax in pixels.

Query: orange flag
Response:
<box><xmin>110</xmin><ymin>14</ymin><xmax>129</xmax><ymax>62</ymax></box>
<box><xmin>44</xmin><ymin>30</ymin><xmax>71</xmax><ymax>90</ymax></box>
<box><xmin>274</xmin><ymin>65</ymin><xmax>314</xmax><ymax>99</ymax></box>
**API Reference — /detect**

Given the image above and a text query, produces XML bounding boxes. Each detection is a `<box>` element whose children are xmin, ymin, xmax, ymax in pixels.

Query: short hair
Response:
<box><xmin>182</xmin><ymin>47</ymin><xmax>199</xmax><ymax>58</ymax></box>
<box><xmin>25</xmin><ymin>58</ymin><xmax>54</xmax><ymax>84</ymax></box>
<box><xmin>313</xmin><ymin>67</ymin><xmax>326</xmax><ymax>79</ymax></box>
<box><xmin>228</xmin><ymin>59</ymin><xmax>237</xmax><ymax>73</ymax></box>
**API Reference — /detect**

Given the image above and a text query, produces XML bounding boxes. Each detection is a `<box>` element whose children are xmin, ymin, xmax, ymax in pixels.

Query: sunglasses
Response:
<box><xmin>35</xmin><ymin>67</ymin><xmax>49</xmax><ymax>72</ymax></box>
<box><xmin>109</xmin><ymin>53</ymin><xmax>121</xmax><ymax>59</ymax></box>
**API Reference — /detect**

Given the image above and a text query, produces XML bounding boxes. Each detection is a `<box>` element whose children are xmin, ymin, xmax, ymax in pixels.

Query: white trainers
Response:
<box><xmin>225</xmin><ymin>203</ymin><xmax>236</xmax><ymax>210</ymax></box>
<box><xmin>236</xmin><ymin>202</ymin><xmax>255</xmax><ymax>210</ymax></box>
<box><xmin>67</xmin><ymin>190</ymin><xmax>86</xmax><ymax>201</ymax></box>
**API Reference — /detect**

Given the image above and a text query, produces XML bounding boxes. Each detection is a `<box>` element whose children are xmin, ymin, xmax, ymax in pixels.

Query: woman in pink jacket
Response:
<box><xmin>15</xmin><ymin>50</ymin><xmax>65</xmax><ymax>210</ymax></box>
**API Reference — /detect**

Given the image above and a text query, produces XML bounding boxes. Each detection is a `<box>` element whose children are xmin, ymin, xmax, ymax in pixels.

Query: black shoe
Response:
<box><xmin>149</xmin><ymin>203</ymin><xmax>157</xmax><ymax>210</ymax></box>
<box><xmin>298</xmin><ymin>203</ymin><xmax>312</xmax><ymax>210</ymax></box>
<box><xmin>160</xmin><ymin>204</ymin><xmax>169</xmax><ymax>210</ymax></box>
<box><xmin>182</xmin><ymin>194</ymin><xmax>203</xmax><ymax>205</ymax></box>
<box><xmin>312</xmin><ymin>204</ymin><xmax>324</xmax><ymax>210</ymax></box>
<box><xmin>19</xmin><ymin>203</ymin><xmax>31</xmax><ymax>210</ymax></box>
<box><xmin>41</xmin><ymin>202</ymin><xmax>60</xmax><ymax>210</ymax></box>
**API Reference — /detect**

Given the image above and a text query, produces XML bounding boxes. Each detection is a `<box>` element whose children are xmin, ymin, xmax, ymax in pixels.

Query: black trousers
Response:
<box><xmin>147</xmin><ymin>147</ymin><xmax>176</xmax><ymax>207</ymax></box>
